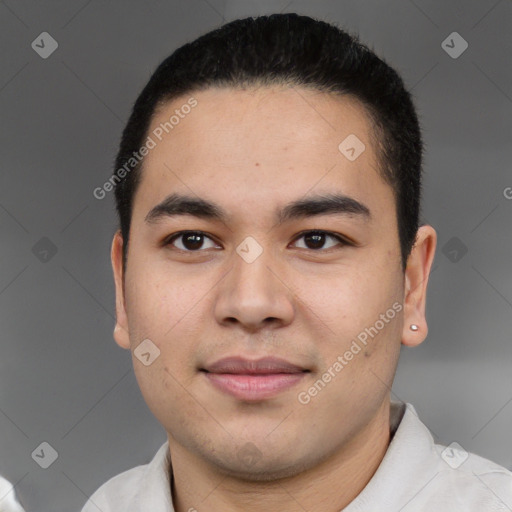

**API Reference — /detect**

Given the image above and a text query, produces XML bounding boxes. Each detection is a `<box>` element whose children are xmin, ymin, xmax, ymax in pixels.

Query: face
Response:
<box><xmin>112</xmin><ymin>86</ymin><xmax>436</xmax><ymax>481</ymax></box>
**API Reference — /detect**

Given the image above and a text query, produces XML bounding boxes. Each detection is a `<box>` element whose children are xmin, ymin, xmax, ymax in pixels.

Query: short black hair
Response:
<box><xmin>113</xmin><ymin>13</ymin><xmax>423</xmax><ymax>272</ymax></box>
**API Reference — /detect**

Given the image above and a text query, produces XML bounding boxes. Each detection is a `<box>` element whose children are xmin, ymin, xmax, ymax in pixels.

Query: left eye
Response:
<box><xmin>291</xmin><ymin>230</ymin><xmax>347</xmax><ymax>250</ymax></box>
<box><xmin>164</xmin><ymin>230</ymin><xmax>348</xmax><ymax>252</ymax></box>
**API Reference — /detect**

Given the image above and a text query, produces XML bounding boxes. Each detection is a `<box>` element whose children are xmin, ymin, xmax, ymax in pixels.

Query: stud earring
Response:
<box><xmin>410</xmin><ymin>324</ymin><xmax>419</xmax><ymax>331</ymax></box>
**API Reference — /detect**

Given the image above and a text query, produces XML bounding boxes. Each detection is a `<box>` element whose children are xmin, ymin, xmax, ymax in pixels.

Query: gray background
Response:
<box><xmin>0</xmin><ymin>0</ymin><xmax>511</xmax><ymax>510</ymax></box>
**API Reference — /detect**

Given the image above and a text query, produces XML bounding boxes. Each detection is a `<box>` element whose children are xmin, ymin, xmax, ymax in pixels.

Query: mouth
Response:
<box><xmin>199</xmin><ymin>356</ymin><xmax>310</xmax><ymax>401</ymax></box>
<box><xmin>200</xmin><ymin>371</ymin><xmax>309</xmax><ymax>401</ymax></box>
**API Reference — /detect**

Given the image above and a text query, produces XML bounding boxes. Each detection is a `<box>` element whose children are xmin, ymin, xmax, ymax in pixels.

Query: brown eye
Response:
<box><xmin>291</xmin><ymin>230</ymin><xmax>348</xmax><ymax>250</ymax></box>
<box><xmin>165</xmin><ymin>231</ymin><xmax>219</xmax><ymax>251</ymax></box>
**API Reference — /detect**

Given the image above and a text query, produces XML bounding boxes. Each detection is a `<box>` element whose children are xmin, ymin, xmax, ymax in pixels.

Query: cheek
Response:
<box><xmin>125</xmin><ymin>264</ymin><xmax>200</xmax><ymax>339</ymax></box>
<box><xmin>292</xmin><ymin>267</ymin><xmax>378</xmax><ymax>328</ymax></box>
<box><xmin>132</xmin><ymin>363</ymin><xmax>186</xmax><ymax>430</ymax></box>
<box><xmin>302</xmin><ymin>265</ymin><xmax>402</xmax><ymax>359</ymax></box>
<box><xmin>123</xmin><ymin>282</ymin><xmax>201</xmax><ymax>410</ymax></box>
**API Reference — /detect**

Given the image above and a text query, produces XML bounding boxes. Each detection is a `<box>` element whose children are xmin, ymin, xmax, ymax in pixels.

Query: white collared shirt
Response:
<box><xmin>81</xmin><ymin>402</ymin><xmax>512</xmax><ymax>511</ymax></box>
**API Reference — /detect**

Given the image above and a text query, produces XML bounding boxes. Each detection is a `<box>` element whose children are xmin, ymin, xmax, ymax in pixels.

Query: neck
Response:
<box><xmin>169</xmin><ymin>400</ymin><xmax>391</xmax><ymax>512</ymax></box>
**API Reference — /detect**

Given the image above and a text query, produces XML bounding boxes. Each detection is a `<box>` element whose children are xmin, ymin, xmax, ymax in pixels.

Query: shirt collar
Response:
<box><xmin>127</xmin><ymin>441</ymin><xmax>174</xmax><ymax>512</ymax></box>
<box><xmin>343</xmin><ymin>401</ymin><xmax>440</xmax><ymax>511</ymax></box>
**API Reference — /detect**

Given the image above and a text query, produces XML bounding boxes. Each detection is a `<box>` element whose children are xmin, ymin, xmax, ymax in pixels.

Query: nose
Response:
<box><xmin>213</xmin><ymin>238</ymin><xmax>295</xmax><ymax>332</ymax></box>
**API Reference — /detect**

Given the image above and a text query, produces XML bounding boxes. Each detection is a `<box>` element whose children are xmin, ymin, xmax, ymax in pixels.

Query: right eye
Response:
<box><xmin>164</xmin><ymin>231</ymin><xmax>221</xmax><ymax>252</ymax></box>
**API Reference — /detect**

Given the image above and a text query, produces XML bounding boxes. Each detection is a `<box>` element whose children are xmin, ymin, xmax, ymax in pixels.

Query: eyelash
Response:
<box><xmin>162</xmin><ymin>230</ymin><xmax>352</xmax><ymax>253</ymax></box>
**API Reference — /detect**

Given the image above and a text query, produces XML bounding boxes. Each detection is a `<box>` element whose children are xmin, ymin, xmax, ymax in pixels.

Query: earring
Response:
<box><xmin>410</xmin><ymin>324</ymin><xmax>419</xmax><ymax>331</ymax></box>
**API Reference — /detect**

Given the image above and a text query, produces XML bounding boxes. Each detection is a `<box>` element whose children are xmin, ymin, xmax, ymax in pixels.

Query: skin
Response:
<box><xmin>111</xmin><ymin>86</ymin><xmax>437</xmax><ymax>512</ymax></box>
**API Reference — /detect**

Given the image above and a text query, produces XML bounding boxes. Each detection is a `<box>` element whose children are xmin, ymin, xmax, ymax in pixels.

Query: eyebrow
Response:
<box><xmin>144</xmin><ymin>192</ymin><xmax>371</xmax><ymax>226</ymax></box>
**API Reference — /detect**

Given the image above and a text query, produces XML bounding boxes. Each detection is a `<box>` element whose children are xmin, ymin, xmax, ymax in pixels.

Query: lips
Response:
<box><xmin>200</xmin><ymin>356</ymin><xmax>308</xmax><ymax>375</ymax></box>
<box><xmin>200</xmin><ymin>356</ymin><xmax>309</xmax><ymax>400</ymax></box>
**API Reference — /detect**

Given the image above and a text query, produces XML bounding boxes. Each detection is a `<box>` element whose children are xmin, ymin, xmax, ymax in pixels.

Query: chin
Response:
<box><xmin>198</xmin><ymin>441</ymin><xmax>317</xmax><ymax>483</ymax></box>
<box><xmin>214</xmin><ymin>456</ymin><xmax>310</xmax><ymax>483</ymax></box>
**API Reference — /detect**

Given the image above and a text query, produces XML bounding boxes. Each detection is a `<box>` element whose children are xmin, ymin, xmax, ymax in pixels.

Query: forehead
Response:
<box><xmin>150</xmin><ymin>86</ymin><xmax>375</xmax><ymax>163</ymax></box>
<box><xmin>132</xmin><ymin>86</ymin><xmax>393</xmax><ymax>225</ymax></box>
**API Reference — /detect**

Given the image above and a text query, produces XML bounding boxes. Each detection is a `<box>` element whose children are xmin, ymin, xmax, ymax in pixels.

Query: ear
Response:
<box><xmin>111</xmin><ymin>230</ymin><xmax>131</xmax><ymax>350</ymax></box>
<box><xmin>401</xmin><ymin>224</ymin><xmax>437</xmax><ymax>347</ymax></box>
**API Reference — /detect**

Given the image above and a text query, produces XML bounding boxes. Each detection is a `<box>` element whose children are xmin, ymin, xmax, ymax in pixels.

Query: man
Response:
<box><xmin>83</xmin><ymin>13</ymin><xmax>512</xmax><ymax>512</ymax></box>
